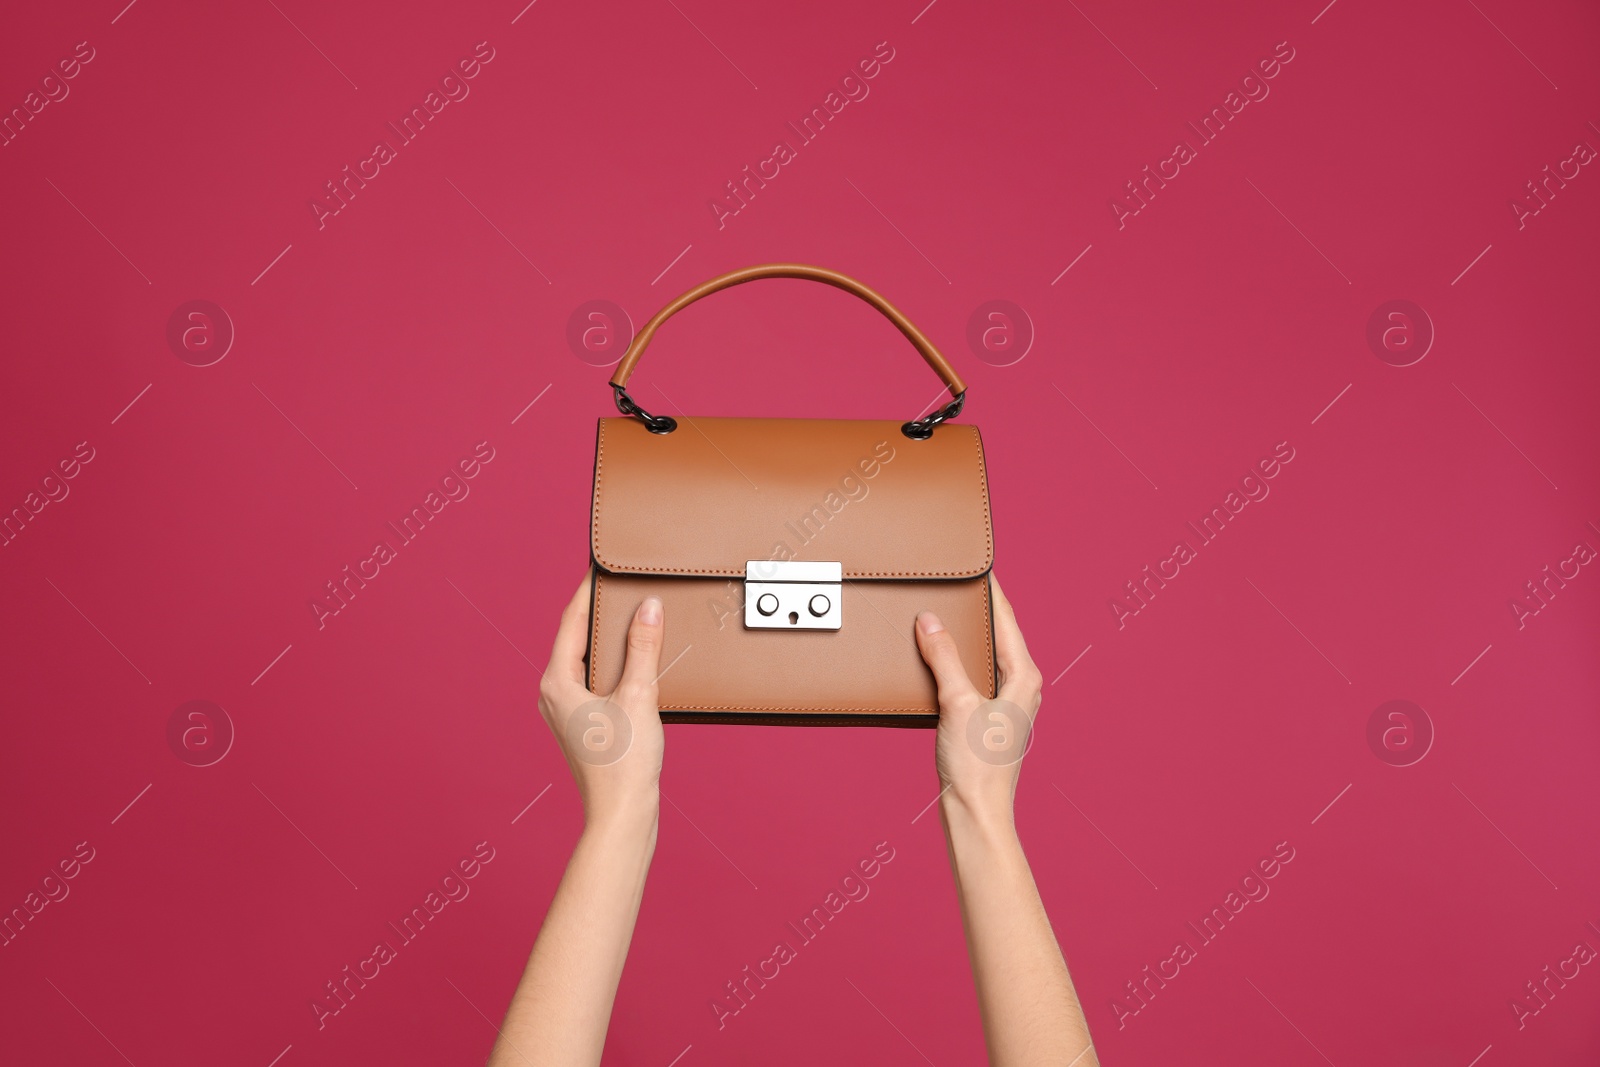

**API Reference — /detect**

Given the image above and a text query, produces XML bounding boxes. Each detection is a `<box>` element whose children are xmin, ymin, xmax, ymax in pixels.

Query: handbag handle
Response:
<box><xmin>607</xmin><ymin>263</ymin><xmax>967</xmax><ymax>438</ymax></box>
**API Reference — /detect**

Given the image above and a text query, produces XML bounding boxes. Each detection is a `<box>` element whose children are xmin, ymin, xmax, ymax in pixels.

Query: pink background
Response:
<box><xmin>3</xmin><ymin>0</ymin><xmax>1598</xmax><ymax>1064</ymax></box>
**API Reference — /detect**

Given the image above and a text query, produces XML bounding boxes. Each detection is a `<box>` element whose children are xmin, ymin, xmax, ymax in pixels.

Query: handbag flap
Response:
<box><xmin>591</xmin><ymin>416</ymin><xmax>992</xmax><ymax>579</ymax></box>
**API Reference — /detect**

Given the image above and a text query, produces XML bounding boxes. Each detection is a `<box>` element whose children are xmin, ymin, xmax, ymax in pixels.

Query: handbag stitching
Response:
<box><xmin>660</xmin><ymin>713</ymin><xmax>937</xmax><ymax>727</ymax></box>
<box><xmin>591</xmin><ymin>420</ymin><xmax>993</xmax><ymax>578</ymax></box>
<box><xmin>980</xmin><ymin>572</ymin><xmax>995</xmax><ymax>696</ymax></box>
<box><xmin>661</xmin><ymin>705</ymin><xmax>934</xmax><ymax>713</ymax></box>
<box><xmin>588</xmin><ymin>569</ymin><xmax>604</xmax><ymax>691</ymax></box>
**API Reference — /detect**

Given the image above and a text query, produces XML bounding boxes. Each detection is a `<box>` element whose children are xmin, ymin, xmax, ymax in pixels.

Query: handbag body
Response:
<box><xmin>586</xmin><ymin>264</ymin><xmax>995</xmax><ymax>725</ymax></box>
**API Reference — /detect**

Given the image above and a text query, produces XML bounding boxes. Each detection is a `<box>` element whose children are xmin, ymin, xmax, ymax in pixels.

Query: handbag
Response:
<box><xmin>586</xmin><ymin>264</ymin><xmax>996</xmax><ymax>725</ymax></box>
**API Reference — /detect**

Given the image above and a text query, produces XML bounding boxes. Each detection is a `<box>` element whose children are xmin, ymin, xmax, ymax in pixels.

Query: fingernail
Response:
<box><xmin>917</xmin><ymin>611</ymin><xmax>945</xmax><ymax>635</ymax></box>
<box><xmin>639</xmin><ymin>596</ymin><xmax>662</xmax><ymax>625</ymax></box>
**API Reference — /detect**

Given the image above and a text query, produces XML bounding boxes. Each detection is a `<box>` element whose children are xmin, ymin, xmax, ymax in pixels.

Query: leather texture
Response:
<box><xmin>607</xmin><ymin>263</ymin><xmax>968</xmax><ymax>400</ymax></box>
<box><xmin>587</xmin><ymin>264</ymin><xmax>994</xmax><ymax>724</ymax></box>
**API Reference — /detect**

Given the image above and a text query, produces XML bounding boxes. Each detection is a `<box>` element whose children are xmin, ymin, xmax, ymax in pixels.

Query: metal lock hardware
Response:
<box><xmin>743</xmin><ymin>560</ymin><xmax>842</xmax><ymax>630</ymax></box>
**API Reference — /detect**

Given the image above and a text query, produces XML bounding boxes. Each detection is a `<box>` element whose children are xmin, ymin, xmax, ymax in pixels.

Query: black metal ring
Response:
<box><xmin>612</xmin><ymin>384</ymin><xmax>677</xmax><ymax>434</ymax></box>
<box><xmin>901</xmin><ymin>391</ymin><xmax>965</xmax><ymax>439</ymax></box>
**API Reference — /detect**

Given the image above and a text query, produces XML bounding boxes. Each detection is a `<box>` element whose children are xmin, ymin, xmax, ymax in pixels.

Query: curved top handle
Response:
<box><xmin>607</xmin><ymin>264</ymin><xmax>967</xmax><ymax>438</ymax></box>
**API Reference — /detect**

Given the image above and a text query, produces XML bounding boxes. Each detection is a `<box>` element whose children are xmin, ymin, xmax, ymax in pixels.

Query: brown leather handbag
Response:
<box><xmin>586</xmin><ymin>264</ymin><xmax>995</xmax><ymax>725</ymax></box>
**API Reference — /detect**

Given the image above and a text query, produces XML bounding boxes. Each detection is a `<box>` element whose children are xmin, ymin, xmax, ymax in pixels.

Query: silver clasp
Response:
<box><xmin>743</xmin><ymin>560</ymin><xmax>842</xmax><ymax>630</ymax></box>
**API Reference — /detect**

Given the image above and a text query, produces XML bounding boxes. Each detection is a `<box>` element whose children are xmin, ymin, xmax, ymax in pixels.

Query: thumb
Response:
<box><xmin>613</xmin><ymin>596</ymin><xmax>664</xmax><ymax>705</ymax></box>
<box><xmin>915</xmin><ymin>612</ymin><xmax>980</xmax><ymax>708</ymax></box>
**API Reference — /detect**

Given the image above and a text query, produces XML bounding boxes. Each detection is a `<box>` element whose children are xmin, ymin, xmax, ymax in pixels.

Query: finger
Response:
<box><xmin>545</xmin><ymin>568</ymin><xmax>594</xmax><ymax>688</ymax></box>
<box><xmin>611</xmin><ymin>595</ymin><xmax>665</xmax><ymax>705</ymax></box>
<box><xmin>988</xmin><ymin>573</ymin><xmax>1040</xmax><ymax>686</ymax></box>
<box><xmin>915</xmin><ymin>611</ymin><xmax>981</xmax><ymax>708</ymax></box>
<box><xmin>988</xmin><ymin>573</ymin><xmax>1044</xmax><ymax>703</ymax></box>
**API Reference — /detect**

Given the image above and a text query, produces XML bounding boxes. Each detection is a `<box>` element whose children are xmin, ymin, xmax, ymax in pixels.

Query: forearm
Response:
<box><xmin>941</xmin><ymin>795</ymin><xmax>1096</xmax><ymax>1067</ymax></box>
<box><xmin>490</xmin><ymin>801</ymin><xmax>659</xmax><ymax>1067</ymax></box>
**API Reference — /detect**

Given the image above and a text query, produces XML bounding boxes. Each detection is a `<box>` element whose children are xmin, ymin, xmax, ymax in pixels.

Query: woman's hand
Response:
<box><xmin>489</xmin><ymin>570</ymin><xmax>667</xmax><ymax>1067</ymax></box>
<box><xmin>915</xmin><ymin>573</ymin><xmax>1098</xmax><ymax>1067</ymax></box>
<box><xmin>537</xmin><ymin>569</ymin><xmax>666</xmax><ymax>827</ymax></box>
<box><xmin>915</xmin><ymin>572</ymin><xmax>1044</xmax><ymax>823</ymax></box>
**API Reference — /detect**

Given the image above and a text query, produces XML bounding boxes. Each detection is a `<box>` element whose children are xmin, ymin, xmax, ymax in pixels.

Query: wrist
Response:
<box><xmin>939</xmin><ymin>783</ymin><xmax>1018</xmax><ymax>845</ymax></box>
<box><xmin>583</xmin><ymin>789</ymin><xmax>660</xmax><ymax>843</ymax></box>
